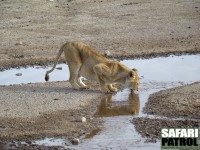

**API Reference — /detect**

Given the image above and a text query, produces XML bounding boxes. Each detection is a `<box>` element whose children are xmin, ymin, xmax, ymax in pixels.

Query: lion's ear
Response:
<box><xmin>130</xmin><ymin>71</ymin><xmax>134</xmax><ymax>78</ymax></box>
<box><xmin>132</xmin><ymin>68</ymin><xmax>137</xmax><ymax>71</ymax></box>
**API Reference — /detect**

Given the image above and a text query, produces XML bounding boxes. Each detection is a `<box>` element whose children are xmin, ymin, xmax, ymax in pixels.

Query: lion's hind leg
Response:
<box><xmin>64</xmin><ymin>45</ymin><xmax>84</xmax><ymax>90</ymax></box>
<box><xmin>67</xmin><ymin>62</ymin><xmax>82</xmax><ymax>90</ymax></box>
<box><xmin>77</xmin><ymin>76</ymin><xmax>90</xmax><ymax>89</ymax></box>
<box><xmin>69</xmin><ymin>74</ymin><xmax>80</xmax><ymax>90</ymax></box>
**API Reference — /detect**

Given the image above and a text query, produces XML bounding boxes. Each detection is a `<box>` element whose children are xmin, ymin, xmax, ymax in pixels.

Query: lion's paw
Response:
<box><xmin>109</xmin><ymin>87</ymin><xmax>118</xmax><ymax>93</ymax></box>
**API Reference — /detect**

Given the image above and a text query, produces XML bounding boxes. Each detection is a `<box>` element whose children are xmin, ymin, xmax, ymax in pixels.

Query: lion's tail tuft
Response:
<box><xmin>45</xmin><ymin>73</ymin><xmax>49</xmax><ymax>81</ymax></box>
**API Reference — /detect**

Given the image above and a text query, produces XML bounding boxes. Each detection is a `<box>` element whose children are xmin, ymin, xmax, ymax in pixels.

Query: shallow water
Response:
<box><xmin>0</xmin><ymin>64</ymin><xmax>69</xmax><ymax>85</ymax></box>
<box><xmin>79</xmin><ymin>81</ymin><xmax>180</xmax><ymax>150</ymax></box>
<box><xmin>29</xmin><ymin>81</ymin><xmax>181</xmax><ymax>150</ymax></box>
<box><xmin>1</xmin><ymin>54</ymin><xmax>200</xmax><ymax>149</ymax></box>
<box><xmin>0</xmin><ymin>54</ymin><xmax>199</xmax><ymax>85</ymax></box>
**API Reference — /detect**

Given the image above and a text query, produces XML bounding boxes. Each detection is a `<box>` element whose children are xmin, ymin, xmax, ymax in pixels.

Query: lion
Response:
<box><xmin>45</xmin><ymin>41</ymin><xmax>139</xmax><ymax>92</ymax></box>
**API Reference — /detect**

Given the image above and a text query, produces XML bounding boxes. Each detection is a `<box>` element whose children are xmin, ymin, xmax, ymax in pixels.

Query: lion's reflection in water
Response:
<box><xmin>96</xmin><ymin>92</ymin><xmax>140</xmax><ymax>117</ymax></box>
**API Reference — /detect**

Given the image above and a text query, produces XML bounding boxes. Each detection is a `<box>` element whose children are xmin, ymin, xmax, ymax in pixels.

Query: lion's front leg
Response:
<box><xmin>107</xmin><ymin>84</ymin><xmax>118</xmax><ymax>92</ymax></box>
<box><xmin>93</xmin><ymin>64</ymin><xmax>116</xmax><ymax>93</ymax></box>
<box><xmin>95</xmin><ymin>77</ymin><xmax>116</xmax><ymax>93</ymax></box>
<box><xmin>96</xmin><ymin>77</ymin><xmax>108</xmax><ymax>92</ymax></box>
<box><xmin>93</xmin><ymin>70</ymin><xmax>109</xmax><ymax>92</ymax></box>
<box><xmin>94</xmin><ymin>65</ymin><xmax>106</xmax><ymax>91</ymax></box>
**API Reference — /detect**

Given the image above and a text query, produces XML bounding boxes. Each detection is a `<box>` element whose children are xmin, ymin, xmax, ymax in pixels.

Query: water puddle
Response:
<box><xmin>84</xmin><ymin>128</ymin><xmax>102</xmax><ymax>139</ymax></box>
<box><xmin>32</xmin><ymin>138</ymin><xmax>70</xmax><ymax>148</ymax></box>
<box><xmin>95</xmin><ymin>92</ymin><xmax>140</xmax><ymax>117</ymax></box>
<box><xmin>0</xmin><ymin>64</ymin><xmax>69</xmax><ymax>85</ymax></box>
<box><xmin>1</xmin><ymin>54</ymin><xmax>200</xmax><ymax>149</ymax></box>
<box><xmin>78</xmin><ymin>82</ymin><xmax>180</xmax><ymax>150</ymax></box>
<box><xmin>1</xmin><ymin>54</ymin><xmax>199</xmax><ymax>85</ymax></box>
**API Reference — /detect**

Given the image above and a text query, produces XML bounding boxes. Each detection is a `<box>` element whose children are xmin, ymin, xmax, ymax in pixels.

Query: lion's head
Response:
<box><xmin>127</xmin><ymin>68</ymin><xmax>140</xmax><ymax>92</ymax></box>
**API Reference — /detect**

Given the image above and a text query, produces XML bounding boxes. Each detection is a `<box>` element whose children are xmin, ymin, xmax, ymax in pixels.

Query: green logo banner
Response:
<box><xmin>161</xmin><ymin>128</ymin><xmax>199</xmax><ymax>150</ymax></box>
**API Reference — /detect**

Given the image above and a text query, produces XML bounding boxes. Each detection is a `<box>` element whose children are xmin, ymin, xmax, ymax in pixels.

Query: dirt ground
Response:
<box><xmin>0</xmin><ymin>0</ymin><xmax>200</xmax><ymax>70</ymax></box>
<box><xmin>144</xmin><ymin>82</ymin><xmax>200</xmax><ymax>119</ymax></box>
<box><xmin>132</xmin><ymin>82</ymin><xmax>200</xmax><ymax>140</ymax></box>
<box><xmin>132</xmin><ymin>118</ymin><xmax>200</xmax><ymax>140</ymax></box>
<box><xmin>0</xmin><ymin>0</ymin><xmax>200</xmax><ymax>149</ymax></box>
<box><xmin>0</xmin><ymin>81</ymin><xmax>105</xmax><ymax>149</ymax></box>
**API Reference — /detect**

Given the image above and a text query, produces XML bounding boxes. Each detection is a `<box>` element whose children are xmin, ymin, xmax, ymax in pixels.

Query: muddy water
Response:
<box><xmin>1</xmin><ymin>54</ymin><xmax>200</xmax><ymax>149</ymax></box>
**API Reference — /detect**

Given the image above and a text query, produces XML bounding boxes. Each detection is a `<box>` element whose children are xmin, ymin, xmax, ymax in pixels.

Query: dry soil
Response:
<box><xmin>0</xmin><ymin>0</ymin><xmax>200</xmax><ymax>70</ymax></box>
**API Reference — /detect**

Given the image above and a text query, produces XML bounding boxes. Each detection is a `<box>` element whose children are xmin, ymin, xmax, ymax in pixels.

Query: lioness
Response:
<box><xmin>45</xmin><ymin>41</ymin><xmax>139</xmax><ymax>92</ymax></box>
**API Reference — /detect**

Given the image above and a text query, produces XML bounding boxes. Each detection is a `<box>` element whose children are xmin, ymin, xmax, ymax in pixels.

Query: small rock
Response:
<box><xmin>73</xmin><ymin>117</ymin><xmax>87</xmax><ymax>122</ymax></box>
<box><xmin>16</xmin><ymin>73</ymin><xmax>22</xmax><ymax>76</ymax></box>
<box><xmin>144</xmin><ymin>138</ymin><xmax>157</xmax><ymax>143</ymax></box>
<box><xmin>72</xmin><ymin>138</ymin><xmax>80</xmax><ymax>145</ymax></box>
<box><xmin>56</xmin><ymin>67</ymin><xmax>62</xmax><ymax>70</ymax></box>
<box><xmin>104</xmin><ymin>50</ymin><xmax>111</xmax><ymax>56</ymax></box>
<box><xmin>81</xmin><ymin>117</ymin><xmax>86</xmax><ymax>123</ymax></box>
<box><xmin>16</xmin><ymin>41</ymin><xmax>23</xmax><ymax>45</ymax></box>
<box><xmin>26</xmin><ymin>141</ymin><xmax>32</xmax><ymax>145</ymax></box>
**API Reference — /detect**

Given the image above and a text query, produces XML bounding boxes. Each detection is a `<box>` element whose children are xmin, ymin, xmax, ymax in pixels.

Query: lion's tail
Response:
<box><xmin>45</xmin><ymin>44</ymin><xmax>65</xmax><ymax>81</ymax></box>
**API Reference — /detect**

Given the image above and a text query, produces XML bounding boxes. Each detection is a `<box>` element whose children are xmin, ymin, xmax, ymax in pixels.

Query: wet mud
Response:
<box><xmin>132</xmin><ymin>118</ymin><xmax>200</xmax><ymax>140</ymax></box>
<box><xmin>144</xmin><ymin>82</ymin><xmax>200</xmax><ymax>119</ymax></box>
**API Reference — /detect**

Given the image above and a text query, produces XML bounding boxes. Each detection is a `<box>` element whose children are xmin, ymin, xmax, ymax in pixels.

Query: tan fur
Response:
<box><xmin>96</xmin><ymin>93</ymin><xmax>140</xmax><ymax>116</ymax></box>
<box><xmin>45</xmin><ymin>41</ymin><xmax>139</xmax><ymax>92</ymax></box>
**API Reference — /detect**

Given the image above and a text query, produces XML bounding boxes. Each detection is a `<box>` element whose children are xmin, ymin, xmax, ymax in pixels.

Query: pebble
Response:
<box><xmin>73</xmin><ymin>117</ymin><xmax>87</xmax><ymax>122</ymax></box>
<box><xmin>104</xmin><ymin>50</ymin><xmax>111</xmax><ymax>56</ymax></box>
<box><xmin>72</xmin><ymin>138</ymin><xmax>80</xmax><ymax>145</ymax></box>
<box><xmin>81</xmin><ymin>117</ymin><xmax>86</xmax><ymax>123</ymax></box>
<box><xmin>16</xmin><ymin>73</ymin><xmax>22</xmax><ymax>76</ymax></box>
<box><xmin>56</xmin><ymin>67</ymin><xmax>62</xmax><ymax>70</ymax></box>
<box><xmin>15</xmin><ymin>41</ymin><xmax>23</xmax><ymax>45</ymax></box>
